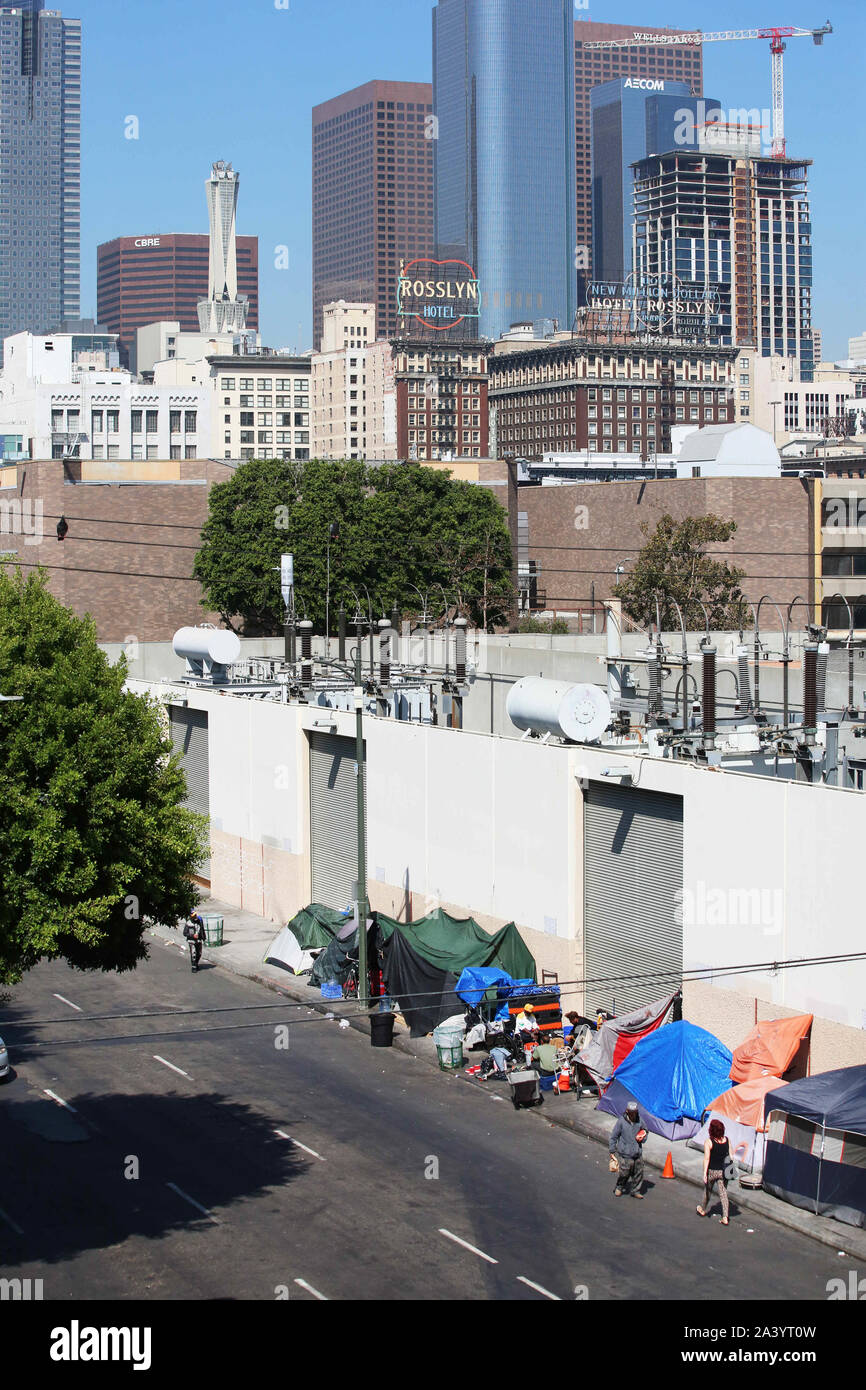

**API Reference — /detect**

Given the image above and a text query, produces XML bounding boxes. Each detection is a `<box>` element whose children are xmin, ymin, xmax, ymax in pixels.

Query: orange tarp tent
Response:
<box><xmin>705</xmin><ymin>1075</ymin><xmax>789</xmax><ymax>1132</ymax></box>
<box><xmin>730</xmin><ymin>1015</ymin><xmax>813</xmax><ymax>1083</ymax></box>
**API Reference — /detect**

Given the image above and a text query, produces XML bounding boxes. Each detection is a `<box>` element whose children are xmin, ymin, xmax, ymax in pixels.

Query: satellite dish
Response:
<box><xmin>506</xmin><ymin>678</ymin><xmax>612</xmax><ymax>744</ymax></box>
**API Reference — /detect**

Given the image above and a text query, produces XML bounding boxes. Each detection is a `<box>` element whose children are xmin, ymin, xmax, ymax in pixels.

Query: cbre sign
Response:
<box><xmin>134</xmin><ymin>237</ymin><xmax>161</xmax><ymax>248</ymax></box>
<box><xmin>397</xmin><ymin>258</ymin><xmax>480</xmax><ymax>332</ymax></box>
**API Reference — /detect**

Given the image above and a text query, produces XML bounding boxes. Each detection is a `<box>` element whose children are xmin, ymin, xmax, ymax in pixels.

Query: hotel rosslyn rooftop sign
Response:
<box><xmin>398</xmin><ymin>259</ymin><xmax>480</xmax><ymax>332</ymax></box>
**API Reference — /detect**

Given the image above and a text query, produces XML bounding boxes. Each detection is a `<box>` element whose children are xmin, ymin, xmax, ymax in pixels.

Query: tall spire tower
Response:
<box><xmin>197</xmin><ymin>160</ymin><xmax>249</xmax><ymax>333</ymax></box>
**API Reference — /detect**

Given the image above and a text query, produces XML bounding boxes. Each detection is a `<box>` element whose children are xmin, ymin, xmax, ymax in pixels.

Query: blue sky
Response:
<box><xmin>77</xmin><ymin>0</ymin><xmax>864</xmax><ymax>359</ymax></box>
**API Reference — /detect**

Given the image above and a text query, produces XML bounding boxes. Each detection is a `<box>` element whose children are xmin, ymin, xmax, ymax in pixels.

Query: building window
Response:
<box><xmin>131</xmin><ymin>445</ymin><xmax>143</xmax><ymax>460</ymax></box>
<box><xmin>258</xmin><ymin>431</ymin><xmax>272</xmax><ymax>444</ymax></box>
<box><xmin>170</xmin><ymin>446</ymin><xmax>181</xmax><ymax>460</ymax></box>
<box><xmin>258</xmin><ymin>413</ymin><xmax>272</xmax><ymax>426</ymax></box>
<box><xmin>131</xmin><ymin>410</ymin><xmax>142</xmax><ymax>433</ymax></box>
<box><xmin>240</xmin><ymin>431</ymin><xmax>254</xmax><ymax>444</ymax></box>
<box><xmin>240</xmin><ymin>378</ymin><xmax>253</xmax><ymax>390</ymax></box>
<box><xmin>146</xmin><ymin>410</ymin><xmax>158</xmax><ymax>433</ymax></box>
<box><xmin>91</xmin><ymin>410</ymin><xmax>103</xmax><ymax>434</ymax></box>
<box><xmin>107</xmin><ymin>446</ymin><xmax>120</xmax><ymax>460</ymax></box>
<box><xmin>184</xmin><ymin>411</ymin><xmax>196</xmax><ymax>434</ymax></box>
<box><xmin>106</xmin><ymin>411</ymin><xmax>119</xmax><ymax>433</ymax></box>
<box><xmin>185</xmin><ymin>445</ymin><xmax>196</xmax><ymax>459</ymax></box>
<box><xmin>240</xmin><ymin>412</ymin><xmax>254</xmax><ymax>427</ymax></box>
<box><xmin>221</xmin><ymin>378</ymin><xmax>235</xmax><ymax>390</ymax></box>
<box><xmin>146</xmin><ymin>445</ymin><xmax>158</xmax><ymax>459</ymax></box>
<box><xmin>239</xmin><ymin>394</ymin><xmax>253</xmax><ymax>407</ymax></box>
<box><xmin>92</xmin><ymin>444</ymin><xmax>104</xmax><ymax>459</ymax></box>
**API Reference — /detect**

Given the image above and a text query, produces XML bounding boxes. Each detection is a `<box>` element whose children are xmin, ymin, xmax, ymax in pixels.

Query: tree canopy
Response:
<box><xmin>612</xmin><ymin>513</ymin><xmax>752</xmax><ymax>632</ymax></box>
<box><xmin>0</xmin><ymin>567</ymin><xmax>207</xmax><ymax>985</ymax></box>
<box><xmin>192</xmin><ymin>458</ymin><xmax>514</xmax><ymax>634</ymax></box>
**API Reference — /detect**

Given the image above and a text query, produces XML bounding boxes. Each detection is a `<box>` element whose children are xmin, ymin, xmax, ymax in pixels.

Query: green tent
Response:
<box><xmin>377</xmin><ymin>908</ymin><xmax>536</xmax><ymax>982</ymax></box>
<box><xmin>286</xmin><ymin>903</ymin><xmax>349</xmax><ymax>952</ymax></box>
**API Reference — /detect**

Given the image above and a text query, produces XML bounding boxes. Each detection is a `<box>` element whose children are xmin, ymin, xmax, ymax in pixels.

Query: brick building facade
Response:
<box><xmin>394</xmin><ymin>339</ymin><xmax>489</xmax><ymax>460</ymax></box>
<box><xmin>0</xmin><ymin>456</ymin><xmax>234</xmax><ymax>641</ymax></box>
<box><xmin>490</xmin><ymin>338</ymin><xmax>737</xmax><ymax>461</ymax></box>
<box><xmin>520</xmin><ymin>475</ymin><xmax>816</xmax><ymax>615</ymax></box>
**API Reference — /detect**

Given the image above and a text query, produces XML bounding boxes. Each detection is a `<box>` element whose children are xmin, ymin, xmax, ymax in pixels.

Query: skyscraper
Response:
<box><xmin>0</xmin><ymin>1</ymin><xmax>80</xmax><ymax>354</ymax></box>
<box><xmin>433</xmin><ymin>0</ymin><xmax>576</xmax><ymax>341</ymax></box>
<box><xmin>96</xmin><ymin>234</ymin><xmax>259</xmax><ymax>369</ymax></box>
<box><xmin>574</xmin><ymin>23</ymin><xmax>703</xmax><ymax>279</ymax></box>
<box><xmin>197</xmin><ymin>160</ymin><xmax>248</xmax><ymax>334</ymax></box>
<box><xmin>633</xmin><ymin>145</ymin><xmax>815</xmax><ymax>376</ymax></box>
<box><xmin>591</xmin><ymin>78</ymin><xmax>720</xmax><ymax>282</ymax></box>
<box><xmin>312</xmin><ymin>80</ymin><xmax>434</xmax><ymax>351</ymax></box>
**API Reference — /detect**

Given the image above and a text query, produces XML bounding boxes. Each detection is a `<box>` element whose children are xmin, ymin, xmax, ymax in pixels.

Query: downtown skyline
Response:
<box><xmin>31</xmin><ymin>0</ymin><xmax>866</xmax><ymax>359</ymax></box>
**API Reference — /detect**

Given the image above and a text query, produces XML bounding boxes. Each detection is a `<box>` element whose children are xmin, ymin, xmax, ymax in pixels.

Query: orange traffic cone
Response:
<box><xmin>661</xmin><ymin>1151</ymin><xmax>675</xmax><ymax>1179</ymax></box>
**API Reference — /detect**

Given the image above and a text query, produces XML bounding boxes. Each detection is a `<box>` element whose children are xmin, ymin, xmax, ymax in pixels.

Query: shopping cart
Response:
<box><xmin>506</xmin><ymin>1068</ymin><xmax>544</xmax><ymax>1110</ymax></box>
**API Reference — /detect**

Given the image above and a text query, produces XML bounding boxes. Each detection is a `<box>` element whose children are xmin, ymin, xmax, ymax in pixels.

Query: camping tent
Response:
<box><xmin>597</xmin><ymin>1021</ymin><xmax>733</xmax><ymax>1141</ymax></box>
<box><xmin>762</xmin><ymin>1066</ymin><xmax>866</xmax><ymax>1228</ymax></box>
<box><xmin>576</xmin><ymin>994</ymin><xmax>677</xmax><ymax>1087</ymax></box>
<box><xmin>729</xmin><ymin>1014</ymin><xmax>812</xmax><ymax>1083</ymax></box>
<box><xmin>265</xmin><ymin>904</ymin><xmax>351</xmax><ymax>976</ymax></box>
<box><xmin>378</xmin><ymin>910</ymin><xmax>537</xmax><ymax>1038</ymax></box>
<box><xmin>689</xmin><ymin>1075</ymin><xmax>788</xmax><ymax>1173</ymax></box>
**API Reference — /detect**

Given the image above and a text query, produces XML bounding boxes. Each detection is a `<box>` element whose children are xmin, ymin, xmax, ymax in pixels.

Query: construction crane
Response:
<box><xmin>583</xmin><ymin>23</ymin><xmax>833</xmax><ymax>159</ymax></box>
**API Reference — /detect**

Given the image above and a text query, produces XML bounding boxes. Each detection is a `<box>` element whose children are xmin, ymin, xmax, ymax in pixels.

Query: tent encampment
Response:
<box><xmin>597</xmin><ymin>1021</ymin><xmax>733</xmax><ymax>1141</ymax></box>
<box><xmin>762</xmin><ymin>1066</ymin><xmax>866</xmax><ymax>1228</ymax></box>
<box><xmin>378</xmin><ymin>910</ymin><xmax>538</xmax><ymax>1038</ymax></box>
<box><xmin>729</xmin><ymin>1014</ymin><xmax>813</xmax><ymax>1083</ymax></box>
<box><xmin>689</xmin><ymin>1075</ymin><xmax>788</xmax><ymax>1174</ymax></box>
<box><xmin>576</xmin><ymin>994</ymin><xmax>678</xmax><ymax>1087</ymax></box>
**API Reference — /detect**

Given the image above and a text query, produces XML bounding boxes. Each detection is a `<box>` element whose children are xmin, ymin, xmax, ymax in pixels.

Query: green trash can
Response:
<box><xmin>202</xmin><ymin>914</ymin><xmax>224</xmax><ymax>947</ymax></box>
<box><xmin>433</xmin><ymin>1023</ymin><xmax>465</xmax><ymax>1071</ymax></box>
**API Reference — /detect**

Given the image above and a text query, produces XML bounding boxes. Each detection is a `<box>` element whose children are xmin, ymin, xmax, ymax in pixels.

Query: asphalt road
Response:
<box><xmin>0</xmin><ymin>936</ymin><xmax>859</xmax><ymax>1302</ymax></box>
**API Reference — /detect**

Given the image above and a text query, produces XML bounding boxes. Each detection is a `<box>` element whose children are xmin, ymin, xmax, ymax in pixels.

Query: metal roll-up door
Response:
<box><xmin>169</xmin><ymin>707</ymin><xmax>210</xmax><ymax>881</ymax></box>
<box><xmin>584</xmin><ymin>782</ymin><xmax>683</xmax><ymax>1014</ymax></box>
<box><xmin>309</xmin><ymin>731</ymin><xmax>365</xmax><ymax>911</ymax></box>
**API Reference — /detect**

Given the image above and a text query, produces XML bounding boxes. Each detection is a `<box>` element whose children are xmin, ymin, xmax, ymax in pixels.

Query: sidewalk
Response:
<box><xmin>158</xmin><ymin>895</ymin><xmax>866</xmax><ymax>1263</ymax></box>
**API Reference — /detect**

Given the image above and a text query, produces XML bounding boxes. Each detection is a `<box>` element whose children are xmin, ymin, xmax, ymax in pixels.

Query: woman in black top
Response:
<box><xmin>697</xmin><ymin>1118</ymin><xmax>731</xmax><ymax>1224</ymax></box>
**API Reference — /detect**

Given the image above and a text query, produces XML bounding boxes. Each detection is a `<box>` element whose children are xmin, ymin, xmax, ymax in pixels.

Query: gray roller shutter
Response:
<box><xmin>309</xmin><ymin>731</ymin><xmax>365</xmax><ymax>911</ymax></box>
<box><xmin>584</xmin><ymin>782</ymin><xmax>683</xmax><ymax>1014</ymax></box>
<box><xmin>169</xmin><ymin>707</ymin><xmax>210</xmax><ymax>880</ymax></box>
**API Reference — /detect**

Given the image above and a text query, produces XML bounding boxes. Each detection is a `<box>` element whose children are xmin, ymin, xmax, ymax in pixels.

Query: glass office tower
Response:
<box><xmin>591</xmin><ymin>78</ymin><xmax>721</xmax><ymax>282</ymax></box>
<box><xmin>0</xmin><ymin>1</ymin><xmax>81</xmax><ymax>354</ymax></box>
<box><xmin>433</xmin><ymin>0</ymin><xmax>576</xmax><ymax>341</ymax></box>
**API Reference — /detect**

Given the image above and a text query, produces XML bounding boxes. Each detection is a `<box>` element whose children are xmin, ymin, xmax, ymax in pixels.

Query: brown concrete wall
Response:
<box><xmin>3</xmin><ymin>457</ymin><xmax>234</xmax><ymax>642</ymax></box>
<box><xmin>521</xmin><ymin>476</ymin><xmax>814</xmax><ymax>611</ymax></box>
<box><xmin>684</xmin><ymin>979</ymin><xmax>866</xmax><ymax>1076</ymax></box>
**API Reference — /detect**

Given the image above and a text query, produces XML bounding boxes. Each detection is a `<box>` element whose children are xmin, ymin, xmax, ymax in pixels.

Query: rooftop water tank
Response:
<box><xmin>506</xmin><ymin>677</ymin><xmax>612</xmax><ymax>744</ymax></box>
<box><xmin>173</xmin><ymin>626</ymin><xmax>241</xmax><ymax>672</ymax></box>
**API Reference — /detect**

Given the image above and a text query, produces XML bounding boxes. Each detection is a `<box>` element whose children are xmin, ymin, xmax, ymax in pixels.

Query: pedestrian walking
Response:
<box><xmin>609</xmin><ymin>1101</ymin><xmax>647</xmax><ymax>1199</ymax></box>
<box><xmin>697</xmin><ymin>1118</ymin><xmax>731</xmax><ymax>1225</ymax></box>
<box><xmin>184</xmin><ymin>910</ymin><xmax>206</xmax><ymax>972</ymax></box>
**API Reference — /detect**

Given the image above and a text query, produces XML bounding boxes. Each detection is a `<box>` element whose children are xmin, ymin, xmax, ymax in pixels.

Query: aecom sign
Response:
<box><xmin>397</xmin><ymin>258</ymin><xmax>480</xmax><ymax>332</ymax></box>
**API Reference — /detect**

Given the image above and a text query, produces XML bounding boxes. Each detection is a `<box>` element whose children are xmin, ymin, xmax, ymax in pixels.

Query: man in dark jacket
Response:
<box><xmin>609</xmin><ymin>1101</ymin><xmax>646</xmax><ymax>1198</ymax></box>
<box><xmin>185</xmin><ymin>911</ymin><xmax>206</xmax><ymax>972</ymax></box>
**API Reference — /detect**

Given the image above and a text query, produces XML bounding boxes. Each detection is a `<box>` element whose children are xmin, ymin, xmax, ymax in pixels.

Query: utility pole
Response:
<box><xmin>353</xmin><ymin>643</ymin><xmax>368</xmax><ymax>1007</ymax></box>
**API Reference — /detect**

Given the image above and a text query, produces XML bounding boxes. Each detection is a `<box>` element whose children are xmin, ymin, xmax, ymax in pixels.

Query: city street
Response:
<box><xmin>0</xmin><ymin>940</ymin><xmax>856</xmax><ymax>1303</ymax></box>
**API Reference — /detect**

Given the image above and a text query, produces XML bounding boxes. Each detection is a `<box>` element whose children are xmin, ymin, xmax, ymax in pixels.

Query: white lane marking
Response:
<box><xmin>44</xmin><ymin>1089</ymin><xmax>77</xmax><ymax>1113</ymax></box>
<box><xmin>517</xmin><ymin>1275</ymin><xmax>561</xmax><ymax>1301</ymax></box>
<box><xmin>438</xmin><ymin>1228</ymin><xmax>498</xmax><ymax>1264</ymax></box>
<box><xmin>165</xmin><ymin>1182</ymin><xmax>219</xmax><ymax>1224</ymax></box>
<box><xmin>52</xmin><ymin>993</ymin><xmax>82</xmax><ymax>1012</ymax></box>
<box><xmin>153</xmin><ymin>1055</ymin><xmax>192</xmax><ymax>1079</ymax></box>
<box><xmin>294</xmin><ymin>1277</ymin><xmax>328</xmax><ymax>1301</ymax></box>
<box><xmin>0</xmin><ymin>1205</ymin><xmax>24</xmax><ymax>1235</ymax></box>
<box><xmin>274</xmin><ymin>1129</ymin><xmax>324</xmax><ymax>1160</ymax></box>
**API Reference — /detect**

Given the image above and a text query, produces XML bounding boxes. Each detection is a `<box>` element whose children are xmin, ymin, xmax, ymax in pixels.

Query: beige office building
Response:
<box><xmin>311</xmin><ymin>301</ymin><xmax>397</xmax><ymax>460</ymax></box>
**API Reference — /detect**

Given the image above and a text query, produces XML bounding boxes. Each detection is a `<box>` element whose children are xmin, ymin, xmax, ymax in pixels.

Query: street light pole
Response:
<box><xmin>353</xmin><ymin>643</ymin><xmax>368</xmax><ymax>1007</ymax></box>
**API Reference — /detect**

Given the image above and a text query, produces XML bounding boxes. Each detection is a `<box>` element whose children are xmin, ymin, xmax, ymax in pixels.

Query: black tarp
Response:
<box><xmin>382</xmin><ymin>928</ymin><xmax>463</xmax><ymax>1037</ymax></box>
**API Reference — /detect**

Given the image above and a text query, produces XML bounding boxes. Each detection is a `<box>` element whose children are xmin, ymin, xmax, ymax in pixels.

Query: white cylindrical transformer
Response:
<box><xmin>506</xmin><ymin>677</ymin><xmax>612</xmax><ymax>743</ymax></box>
<box><xmin>172</xmin><ymin>626</ymin><xmax>241</xmax><ymax>667</ymax></box>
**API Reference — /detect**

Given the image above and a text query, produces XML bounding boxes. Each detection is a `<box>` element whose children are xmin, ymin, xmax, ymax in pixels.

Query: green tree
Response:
<box><xmin>193</xmin><ymin>457</ymin><xmax>515</xmax><ymax>633</ymax></box>
<box><xmin>0</xmin><ymin>567</ymin><xmax>207</xmax><ymax>985</ymax></box>
<box><xmin>612</xmin><ymin>513</ymin><xmax>752</xmax><ymax>632</ymax></box>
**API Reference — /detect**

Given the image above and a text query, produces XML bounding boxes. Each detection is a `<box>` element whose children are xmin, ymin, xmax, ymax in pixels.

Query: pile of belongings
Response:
<box><xmin>596</xmin><ymin>1020</ymin><xmax>734</xmax><ymax>1141</ymax></box>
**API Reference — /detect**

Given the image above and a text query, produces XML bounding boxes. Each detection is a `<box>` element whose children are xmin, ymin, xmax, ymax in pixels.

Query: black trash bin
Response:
<box><xmin>370</xmin><ymin>1012</ymin><xmax>395</xmax><ymax>1048</ymax></box>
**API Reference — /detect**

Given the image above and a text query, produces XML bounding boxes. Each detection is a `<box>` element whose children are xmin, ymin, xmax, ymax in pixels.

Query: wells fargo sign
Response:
<box><xmin>397</xmin><ymin>258</ymin><xmax>480</xmax><ymax>331</ymax></box>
